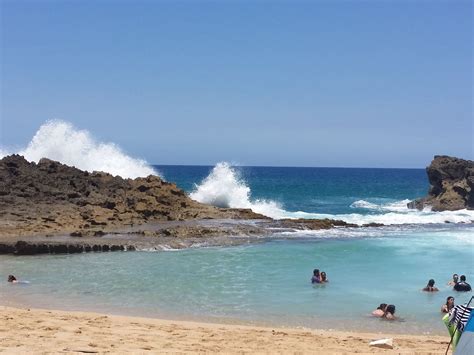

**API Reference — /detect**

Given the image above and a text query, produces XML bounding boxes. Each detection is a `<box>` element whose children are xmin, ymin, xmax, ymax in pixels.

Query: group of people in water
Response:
<box><xmin>311</xmin><ymin>269</ymin><xmax>329</xmax><ymax>284</ymax></box>
<box><xmin>311</xmin><ymin>269</ymin><xmax>472</xmax><ymax>321</ymax></box>
<box><xmin>374</xmin><ymin>274</ymin><xmax>472</xmax><ymax>320</ymax></box>
<box><xmin>421</xmin><ymin>274</ymin><xmax>471</xmax><ymax>315</ymax></box>
<box><xmin>422</xmin><ymin>274</ymin><xmax>472</xmax><ymax>293</ymax></box>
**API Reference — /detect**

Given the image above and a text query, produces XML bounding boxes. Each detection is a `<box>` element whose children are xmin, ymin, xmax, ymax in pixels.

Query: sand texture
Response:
<box><xmin>0</xmin><ymin>306</ymin><xmax>449</xmax><ymax>354</ymax></box>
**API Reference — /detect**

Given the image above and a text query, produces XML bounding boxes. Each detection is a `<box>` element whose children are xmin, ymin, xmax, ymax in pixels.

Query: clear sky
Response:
<box><xmin>1</xmin><ymin>0</ymin><xmax>472</xmax><ymax>168</ymax></box>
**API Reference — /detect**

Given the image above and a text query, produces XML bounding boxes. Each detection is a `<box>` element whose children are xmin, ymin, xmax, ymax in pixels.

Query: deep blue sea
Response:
<box><xmin>156</xmin><ymin>164</ymin><xmax>428</xmax><ymax>215</ymax></box>
<box><xmin>1</xmin><ymin>164</ymin><xmax>473</xmax><ymax>334</ymax></box>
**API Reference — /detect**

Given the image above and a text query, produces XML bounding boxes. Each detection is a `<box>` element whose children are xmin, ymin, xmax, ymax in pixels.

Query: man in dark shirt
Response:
<box><xmin>454</xmin><ymin>275</ymin><xmax>472</xmax><ymax>292</ymax></box>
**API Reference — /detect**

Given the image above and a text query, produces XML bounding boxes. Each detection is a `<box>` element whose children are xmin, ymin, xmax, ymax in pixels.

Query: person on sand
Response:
<box><xmin>422</xmin><ymin>279</ymin><xmax>439</xmax><ymax>292</ymax></box>
<box><xmin>441</xmin><ymin>296</ymin><xmax>454</xmax><ymax>313</ymax></box>
<box><xmin>320</xmin><ymin>272</ymin><xmax>329</xmax><ymax>283</ymax></box>
<box><xmin>447</xmin><ymin>274</ymin><xmax>459</xmax><ymax>286</ymax></box>
<box><xmin>382</xmin><ymin>305</ymin><xmax>396</xmax><ymax>320</ymax></box>
<box><xmin>372</xmin><ymin>304</ymin><xmax>387</xmax><ymax>317</ymax></box>
<box><xmin>311</xmin><ymin>269</ymin><xmax>321</xmax><ymax>284</ymax></box>
<box><xmin>7</xmin><ymin>275</ymin><xmax>18</xmax><ymax>283</ymax></box>
<box><xmin>453</xmin><ymin>275</ymin><xmax>472</xmax><ymax>292</ymax></box>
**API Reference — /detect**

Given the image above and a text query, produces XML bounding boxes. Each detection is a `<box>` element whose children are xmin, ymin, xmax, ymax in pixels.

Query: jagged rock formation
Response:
<box><xmin>0</xmin><ymin>155</ymin><xmax>267</xmax><ymax>237</ymax></box>
<box><xmin>0</xmin><ymin>155</ymin><xmax>387</xmax><ymax>255</ymax></box>
<box><xmin>407</xmin><ymin>155</ymin><xmax>474</xmax><ymax>211</ymax></box>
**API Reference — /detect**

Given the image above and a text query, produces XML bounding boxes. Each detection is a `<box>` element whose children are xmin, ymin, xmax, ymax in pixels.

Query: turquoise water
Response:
<box><xmin>1</xmin><ymin>165</ymin><xmax>473</xmax><ymax>334</ymax></box>
<box><xmin>1</xmin><ymin>225</ymin><xmax>472</xmax><ymax>334</ymax></box>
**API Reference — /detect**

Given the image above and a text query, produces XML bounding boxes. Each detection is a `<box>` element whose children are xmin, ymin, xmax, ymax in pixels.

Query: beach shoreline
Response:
<box><xmin>0</xmin><ymin>305</ymin><xmax>450</xmax><ymax>353</ymax></box>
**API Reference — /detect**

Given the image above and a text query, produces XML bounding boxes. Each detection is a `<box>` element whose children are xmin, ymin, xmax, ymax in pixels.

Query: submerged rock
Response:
<box><xmin>407</xmin><ymin>155</ymin><xmax>474</xmax><ymax>211</ymax></box>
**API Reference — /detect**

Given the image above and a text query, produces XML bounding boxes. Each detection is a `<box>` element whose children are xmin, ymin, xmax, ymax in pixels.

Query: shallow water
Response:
<box><xmin>1</xmin><ymin>224</ymin><xmax>473</xmax><ymax>335</ymax></box>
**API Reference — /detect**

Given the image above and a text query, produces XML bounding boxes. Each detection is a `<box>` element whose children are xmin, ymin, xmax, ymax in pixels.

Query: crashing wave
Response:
<box><xmin>0</xmin><ymin>120</ymin><xmax>158</xmax><ymax>179</ymax></box>
<box><xmin>190</xmin><ymin>162</ymin><xmax>286</xmax><ymax>218</ymax></box>
<box><xmin>191</xmin><ymin>165</ymin><xmax>474</xmax><ymax>225</ymax></box>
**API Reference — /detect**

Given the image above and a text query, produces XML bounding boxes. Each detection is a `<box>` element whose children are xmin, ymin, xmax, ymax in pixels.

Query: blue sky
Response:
<box><xmin>1</xmin><ymin>0</ymin><xmax>472</xmax><ymax>168</ymax></box>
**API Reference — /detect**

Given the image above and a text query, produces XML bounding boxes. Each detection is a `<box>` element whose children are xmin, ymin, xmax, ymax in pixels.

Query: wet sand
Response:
<box><xmin>0</xmin><ymin>306</ymin><xmax>449</xmax><ymax>354</ymax></box>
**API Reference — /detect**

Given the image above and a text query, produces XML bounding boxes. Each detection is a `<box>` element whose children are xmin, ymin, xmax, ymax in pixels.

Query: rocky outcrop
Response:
<box><xmin>0</xmin><ymin>155</ymin><xmax>388</xmax><ymax>255</ymax></box>
<box><xmin>275</xmin><ymin>218</ymin><xmax>357</xmax><ymax>229</ymax></box>
<box><xmin>407</xmin><ymin>155</ymin><xmax>474</xmax><ymax>211</ymax></box>
<box><xmin>0</xmin><ymin>155</ymin><xmax>267</xmax><ymax>237</ymax></box>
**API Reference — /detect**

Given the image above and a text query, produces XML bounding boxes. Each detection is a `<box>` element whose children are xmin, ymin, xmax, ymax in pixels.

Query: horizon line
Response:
<box><xmin>152</xmin><ymin>163</ymin><xmax>427</xmax><ymax>170</ymax></box>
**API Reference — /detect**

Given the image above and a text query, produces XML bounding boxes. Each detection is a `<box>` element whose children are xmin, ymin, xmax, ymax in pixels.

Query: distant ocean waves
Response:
<box><xmin>190</xmin><ymin>163</ymin><xmax>474</xmax><ymax>225</ymax></box>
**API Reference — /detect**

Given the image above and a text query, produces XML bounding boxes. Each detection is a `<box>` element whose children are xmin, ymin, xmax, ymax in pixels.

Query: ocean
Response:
<box><xmin>1</xmin><ymin>164</ymin><xmax>473</xmax><ymax>335</ymax></box>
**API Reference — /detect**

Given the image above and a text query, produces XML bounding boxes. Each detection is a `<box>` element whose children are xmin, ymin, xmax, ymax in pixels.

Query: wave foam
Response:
<box><xmin>190</xmin><ymin>162</ymin><xmax>285</xmax><ymax>218</ymax></box>
<box><xmin>1</xmin><ymin>120</ymin><xmax>157</xmax><ymax>179</ymax></box>
<box><xmin>350</xmin><ymin>199</ymin><xmax>415</xmax><ymax>212</ymax></box>
<box><xmin>282</xmin><ymin>209</ymin><xmax>474</xmax><ymax>225</ymax></box>
<box><xmin>191</xmin><ymin>165</ymin><xmax>474</xmax><ymax>225</ymax></box>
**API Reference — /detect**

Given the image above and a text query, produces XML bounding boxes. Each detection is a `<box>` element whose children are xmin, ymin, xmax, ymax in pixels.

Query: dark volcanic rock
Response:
<box><xmin>0</xmin><ymin>240</ymin><xmax>130</xmax><ymax>255</ymax></box>
<box><xmin>0</xmin><ymin>155</ymin><xmax>268</xmax><ymax>237</ymax></box>
<box><xmin>407</xmin><ymin>155</ymin><xmax>474</xmax><ymax>211</ymax></box>
<box><xmin>276</xmin><ymin>218</ymin><xmax>358</xmax><ymax>229</ymax></box>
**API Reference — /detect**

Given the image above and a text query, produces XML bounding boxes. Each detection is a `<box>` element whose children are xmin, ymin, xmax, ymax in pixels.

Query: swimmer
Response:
<box><xmin>447</xmin><ymin>274</ymin><xmax>459</xmax><ymax>286</ymax></box>
<box><xmin>453</xmin><ymin>275</ymin><xmax>472</xmax><ymax>292</ymax></box>
<box><xmin>383</xmin><ymin>305</ymin><xmax>396</xmax><ymax>320</ymax></box>
<box><xmin>311</xmin><ymin>269</ymin><xmax>321</xmax><ymax>284</ymax></box>
<box><xmin>441</xmin><ymin>296</ymin><xmax>454</xmax><ymax>313</ymax></box>
<box><xmin>7</xmin><ymin>275</ymin><xmax>18</xmax><ymax>283</ymax></box>
<box><xmin>422</xmin><ymin>279</ymin><xmax>439</xmax><ymax>292</ymax></box>
<box><xmin>320</xmin><ymin>271</ymin><xmax>329</xmax><ymax>283</ymax></box>
<box><xmin>372</xmin><ymin>303</ymin><xmax>387</xmax><ymax>317</ymax></box>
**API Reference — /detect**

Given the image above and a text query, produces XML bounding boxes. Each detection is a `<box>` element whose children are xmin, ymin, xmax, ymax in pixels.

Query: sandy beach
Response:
<box><xmin>0</xmin><ymin>306</ymin><xmax>449</xmax><ymax>354</ymax></box>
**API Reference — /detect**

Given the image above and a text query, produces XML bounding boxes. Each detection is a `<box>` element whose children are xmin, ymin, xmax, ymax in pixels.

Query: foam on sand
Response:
<box><xmin>1</xmin><ymin>120</ymin><xmax>157</xmax><ymax>179</ymax></box>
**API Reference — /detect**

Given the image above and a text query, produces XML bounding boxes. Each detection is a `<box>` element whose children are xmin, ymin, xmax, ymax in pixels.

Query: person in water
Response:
<box><xmin>7</xmin><ymin>275</ymin><xmax>18</xmax><ymax>283</ymax></box>
<box><xmin>372</xmin><ymin>303</ymin><xmax>387</xmax><ymax>317</ymax></box>
<box><xmin>383</xmin><ymin>305</ymin><xmax>396</xmax><ymax>320</ymax></box>
<box><xmin>320</xmin><ymin>271</ymin><xmax>329</xmax><ymax>283</ymax></box>
<box><xmin>311</xmin><ymin>269</ymin><xmax>321</xmax><ymax>284</ymax></box>
<box><xmin>447</xmin><ymin>274</ymin><xmax>459</xmax><ymax>286</ymax></box>
<box><xmin>422</xmin><ymin>279</ymin><xmax>439</xmax><ymax>292</ymax></box>
<box><xmin>454</xmin><ymin>275</ymin><xmax>472</xmax><ymax>292</ymax></box>
<box><xmin>441</xmin><ymin>296</ymin><xmax>455</xmax><ymax>313</ymax></box>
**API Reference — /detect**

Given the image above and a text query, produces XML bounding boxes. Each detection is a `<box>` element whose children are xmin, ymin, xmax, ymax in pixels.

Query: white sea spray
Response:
<box><xmin>1</xmin><ymin>120</ymin><xmax>158</xmax><ymax>179</ymax></box>
<box><xmin>190</xmin><ymin>162</ymin><xmax>285</xmax><ymax>218</ymax></box>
